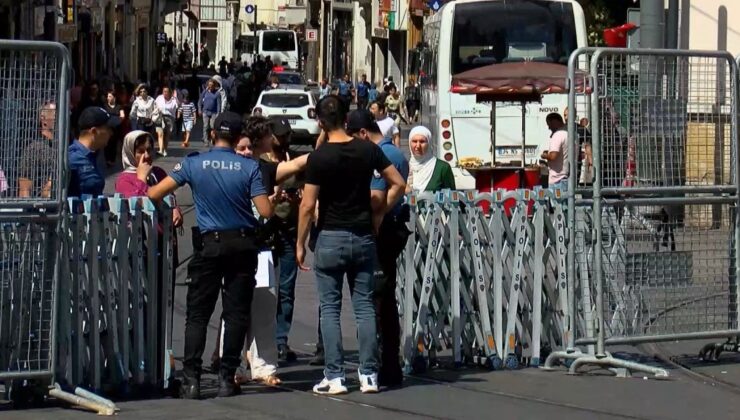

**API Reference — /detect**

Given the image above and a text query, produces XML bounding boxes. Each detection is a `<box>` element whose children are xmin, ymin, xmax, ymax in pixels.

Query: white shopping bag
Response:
<box><xmin>255</xmin><ymin>250</ymin><xmax>275</xmax><ymax>288</ymax></box>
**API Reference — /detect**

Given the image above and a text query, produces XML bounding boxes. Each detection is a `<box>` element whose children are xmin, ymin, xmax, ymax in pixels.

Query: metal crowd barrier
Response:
<box><xmin>544</xmin><ymin>48</ymin><xmax>740</xmax><ymax>377</ymax></box>
<box><xmin>0</xmin><ymin>41</ymin><xmax>71</xmax><ymax>403</ymax></box>
<box><xmin>397</xmin><ymin>188</ymin><xmax>569</xmax><ymax>372</ymax></box>
<box><xmin>56</xmin><ymin>196</ymin><xmax>176</xmax><ymax>397</ymax></box>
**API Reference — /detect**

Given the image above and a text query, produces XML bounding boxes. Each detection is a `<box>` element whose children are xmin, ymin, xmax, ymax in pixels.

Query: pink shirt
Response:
<box><xmin>114</xmin><ymin>167</ymin><xmax>168</xmax><ymax>198</ymax></box>
<box><xmin>548</xmin><ymin>129</ymin><xmax>569</xmax><ymax>185</ymax></box>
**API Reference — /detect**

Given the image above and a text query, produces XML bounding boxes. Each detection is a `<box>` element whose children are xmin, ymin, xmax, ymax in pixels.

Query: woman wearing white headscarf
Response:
<box><xmin>408</xmin><ymin>125</ymin><xmax>456</xmax><ymax>192</ymax></box>
<box><xmin>114</xmin><ymin>130</ymin><xmax>183</xmax><ymax>227</ymax></box>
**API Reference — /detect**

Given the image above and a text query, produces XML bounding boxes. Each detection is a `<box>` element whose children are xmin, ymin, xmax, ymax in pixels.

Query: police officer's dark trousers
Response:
<box><xmin>375</xmin><ymin>215</ymin><xmax>410</xmax><ymax>383</ymax></box>
<box><xmin>184</xmin><ymin>229</ymin><xmax>258</xmax><ymax>381</ymax></box>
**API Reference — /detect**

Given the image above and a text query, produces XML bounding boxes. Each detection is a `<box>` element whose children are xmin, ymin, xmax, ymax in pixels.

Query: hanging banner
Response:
<box><xmin>372</xmin><ymin>0</ymin><xmax>390</xmax><ymax>39</ymax></box>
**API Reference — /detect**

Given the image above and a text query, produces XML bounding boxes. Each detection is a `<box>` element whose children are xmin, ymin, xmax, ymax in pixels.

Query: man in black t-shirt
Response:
<box><xmin>297</xmin><ymin>95</ymin><xmax>405</xmax><ymax>395</ymax></box>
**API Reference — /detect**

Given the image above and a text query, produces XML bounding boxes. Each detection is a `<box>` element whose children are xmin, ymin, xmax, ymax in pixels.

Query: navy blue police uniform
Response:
<box><xmin>170</xmin><ymin>111</ymin><xmax>267</xmax><ymax>397</ymax></box>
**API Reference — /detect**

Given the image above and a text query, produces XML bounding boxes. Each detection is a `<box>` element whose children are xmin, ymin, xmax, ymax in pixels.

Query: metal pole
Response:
<box><xmin>640</xmin><ymin>0</ymin><xmax>664</xmax><ymax>50</ymax></box>
<box><xmin>254</xmin><ymin>5</ymin><xmax>258</xmax><ymax>58</ymax></box>
<box><xmin>590</xmin><ymin>52</ymin><xmax>605</xmax><ymax>358</ymax></box>
<box><xmin>666</xmin><ymin>0</ymin><xmax>679</xmax><ymax>49</ymax></box>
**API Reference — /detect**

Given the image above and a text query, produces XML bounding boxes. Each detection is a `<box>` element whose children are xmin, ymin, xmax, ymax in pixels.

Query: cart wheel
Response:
<box><xmin>504</xmin><ymin>354</ymin><xmax>519</xmax><ymax>370</ymax></box>
<box><xmin>486</xmin><ymin>355</ymin><xmax>503</xmax><ymax>371</ymax></box>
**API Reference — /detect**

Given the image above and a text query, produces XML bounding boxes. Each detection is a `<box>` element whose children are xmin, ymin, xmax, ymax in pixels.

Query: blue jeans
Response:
<box><xmin>315</xmin><ymin>230</ymin><xmax>378</xmax><ymax>379</ymax></box>
<box><xmin>275</xmin><ymin>234</ymin><xmax>298</xmax><ymax>346</ymax></box>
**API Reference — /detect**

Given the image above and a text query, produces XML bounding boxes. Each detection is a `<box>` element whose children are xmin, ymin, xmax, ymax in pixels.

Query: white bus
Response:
<box><xmin>419</xmin><ymin>0</ymin><xmax>588</xmax><ymax>189</ymax></box>
<box><xmin>258</xmin><ymin>30</ymin><xmax>299</xmax><ymax>70</ymax></box>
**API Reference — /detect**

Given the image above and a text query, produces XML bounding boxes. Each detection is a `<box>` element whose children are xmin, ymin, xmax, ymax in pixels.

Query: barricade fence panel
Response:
<box><xmin>55</xmin><ymin>196</ymin><xmax>175</xmax><ymax>395</ymax></box>
<box><xmin>0</xmin><ymin>221</ymin><xmax>58</xmax><ymax>381</ymax></box>
<box><xmin>397</xmin><ymin>188</ymin><xmax>568</xmax><ymax>371</ymax></box>
<box><xmin>545</xmin><ymin>48</ymin><xmax>739</xmax><ymax>377</ymax></box>
<box><xmin>0</xmin><ymin>41</ymin><xmax>71</xmax><ymax>212</ymax></box>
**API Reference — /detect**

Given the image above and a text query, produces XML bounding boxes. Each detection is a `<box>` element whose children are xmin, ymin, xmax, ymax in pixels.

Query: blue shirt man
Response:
<box><xmin>370</xmin><ymin>135</ymin><xmax>409</xmax><ymax>215</ymax></box>
<box><xmin>68</xmin><ymin>107</ymin><xmax>121</xmax><ymax>197</ymax></box>
<box><xmin>338</xmin><ymin>75</ymin><xmax>353</xmax><ymax>98</ymax></box>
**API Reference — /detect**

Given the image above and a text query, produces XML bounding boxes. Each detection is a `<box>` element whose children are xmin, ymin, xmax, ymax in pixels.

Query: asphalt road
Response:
<box><xmin>4</xmin><ymin>122</ymin><xmax>740</xmax><ymax>419</ymax></box>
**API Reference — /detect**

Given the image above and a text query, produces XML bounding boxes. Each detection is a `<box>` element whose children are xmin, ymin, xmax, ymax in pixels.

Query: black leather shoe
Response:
<box><xmin>378</xmin><ymin>368</ymin><xmax>403</xmax><ymax>388</ymax></box>
<box><xmin>179</xmin><ymin>371</ymin><xmax>201</xmax><ymax>399</ymax></box>
<box><xmin>308</xmin><ymin>347</ymin><xmax>325</xmax><ymax>366</ymax></box>
<box><xmin>277</xmin><ymin>344</ymin><xmax>297</xmax><ymax>362</ymax></box>
<box><xmin>217</xmin><ymin>370</ymin><xmax>241</xmax><ymax>398</ymax></box>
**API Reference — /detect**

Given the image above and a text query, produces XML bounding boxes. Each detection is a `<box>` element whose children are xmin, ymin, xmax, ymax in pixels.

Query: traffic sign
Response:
<box><xmin>428</xmin><ymin>0</ymin><xmax>441</xmax><ymax>11</ymax></box>
<box><xmin>306</xmin><ymin>29</ymin><xmax>318</xmax><ymax>42</ymax></box>
<box><xmin>245</xmin><ymin>4</ymin><xmax>255</xmax><ymax>14</ymax></box>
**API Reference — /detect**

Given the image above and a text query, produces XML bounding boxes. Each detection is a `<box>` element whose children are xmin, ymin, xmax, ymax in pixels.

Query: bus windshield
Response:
<box><xmin>451</xmin><ymin>0</ymin><xmax>577</xmax><ymax>74</ymax></box>
<box><xmin>262</xmin><ymin>31</ymin><xmax>296</xmax><ymax>52</ymax></box>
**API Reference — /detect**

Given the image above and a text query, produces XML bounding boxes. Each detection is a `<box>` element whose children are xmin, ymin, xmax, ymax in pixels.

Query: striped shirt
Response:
<box><xmin>181</xmin><ymin>102</ymin><xmax>196</xmax><ymax>122</ymax></box>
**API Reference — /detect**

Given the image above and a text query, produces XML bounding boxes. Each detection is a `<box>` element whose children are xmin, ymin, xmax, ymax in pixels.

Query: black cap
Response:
<box><xmin>346</xmin><ymin>109</ymin><xmax>381</xmax><ymax>135</ymax></box>
<box><xmin>270</xmin><ymin>117</ymin><xmax>292</xmax><ymax>137</ymax></box>
<box><xmin>213</xmin><ymin>111</ymin><xmax>244</xmax><ymax>136</ymax></box>
<box><xmin>78</xmin><ymin>107</ymin><xmax>121</xmax><ymax>131</ymax></box>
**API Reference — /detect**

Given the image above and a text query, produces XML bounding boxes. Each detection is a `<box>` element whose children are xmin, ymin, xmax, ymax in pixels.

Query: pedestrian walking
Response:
<box><xmin>148</xmin><ymin>111</ymin><xmax>274</xmax><ymax>399</ymax></box>
<box><xmin>385</xmin><ymin>86</ymin><xmax>406</xmax><ymax>125</ymax></box>
<box><xmin>155</xmin><ymin>87</ymin><xmax>179</xmax><ymax>157</ymax></box>
<box><xmin>337</xmin><ymin>74</ymin><xmax>354</xmax><ymax>109</ymax></box>
<box><xmin>355</xmin><ymin>74</ymin><xmax>371</xmax><ymax>110</ymax></box>
<box><xmin>367</xmin><ymin>83</ymin><xmax>379</xmax><ymax>105</ymax></box>
<box><xmin>369</xmin><ymin>101</ymin><xmax>401</xmax><ymax>148</ymax></box>
<box><xmin>179</xmin><ymin>91</ymin><xmax>196</xmax><ymax>148</ymax></box>
<box><xmin>345</xmin><ymin>109</ymin><xmax>410</xmax><ymax>387</ymax></box>
<box><xmin>130</xmin><ymin>84</ymin><xmax>160</xmax><ymax>137</ymax></box>
<box><xmin>102</xmin><ymin>90</ymin><xmax>127</xmax><ymax>167</ymax></box>
<box><xmin>199</xmin><ymin>79</ymin><xmax>223</xmax><ymax>145</ymax></box>
<box><xmin>318</xmin><ymin>78</ymin><xmax>331</xmax><ymax>99</ymax></box>
<box><xmin>296</xmin><ymin>95</ymin><xmax>406</xmax><ymax>395</ymax></box>
<box><xmin>68</xmin><ymin>107</ymin><xmax>121</xmax><ymax>197</ymax></box>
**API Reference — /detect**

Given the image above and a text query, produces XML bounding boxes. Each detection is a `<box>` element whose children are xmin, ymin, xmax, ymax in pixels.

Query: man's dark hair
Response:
<box><xmin>245</xmin><ymin>116</ymin><xmax>273</xmax><ymax>147</ymax></box>
<box><xmin>316</xmin><ymin>95</ymin><xmax>347</xmax><ymax>132</ymax></box>
<box><xmin>371</xmin><ymin>100</ymin><xmax>386</xmax><ymax>112</ymax></box>
<box><xmin>546</xmin><ymin>112</ymin><xmax>564</xmax><ymax>124</ymax></box>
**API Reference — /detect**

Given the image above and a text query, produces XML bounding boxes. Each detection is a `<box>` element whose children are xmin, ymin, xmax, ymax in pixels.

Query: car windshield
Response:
<box><xmin>276</xmin><ymin>73</ymin><xmax>304</xmax><ymax>85</ymax></box>
<box><xmin>261</xmin><ymin>93</ymin><xmax>309</xmax><ymax>108</ymax></box>
<box><xmin>451</xmin><ymin>0</ymin><xmax>578</xmax><ymax>74</ymax></box>
<box><xmin>262</xmin><ymin>31</ymin><xmax>296</xmax><ymax>52</ymax></box>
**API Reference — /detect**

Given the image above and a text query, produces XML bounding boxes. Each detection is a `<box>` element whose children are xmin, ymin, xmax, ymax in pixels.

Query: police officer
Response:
<box><xmin>148</xmin><ymin>111</ymin><xmax>274</xmax><ymax>399</ymax></box>
<box><xmin>346</xmin><ymin>109</ymin><xmax>410</xmax><ymax>387</ymax></box>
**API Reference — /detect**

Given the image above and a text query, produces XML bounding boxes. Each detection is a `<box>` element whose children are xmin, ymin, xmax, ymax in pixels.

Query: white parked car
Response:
<box><xmin>253</xmin><ymin>88</ymin><xmax>320</xmax><ymax>146</ymax></box>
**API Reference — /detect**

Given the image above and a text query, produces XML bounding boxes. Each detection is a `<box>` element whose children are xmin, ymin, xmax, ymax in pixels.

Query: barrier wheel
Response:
<box><xmin>486</xmin><ymin>355</ymin><xmax>503</xmax><ymax>371</ymax></box>
<box><xmin>563</xmin><ymin>358</ymin><xmax>574</xmax><ymax>369</ymax></box>
<box><xmin>699</xmin><ymin>343</ymin><xmax>720</xmax><ymax>362</ymax></box>
<box><xmin>504</xmin><ymin>354</ymin><xmax>519</xmax><ymax>370</ymax></box>
<box><xmin>411</xmin><ymin>356</ymin><xmax>427</xmax><ymax>374</ymax></box>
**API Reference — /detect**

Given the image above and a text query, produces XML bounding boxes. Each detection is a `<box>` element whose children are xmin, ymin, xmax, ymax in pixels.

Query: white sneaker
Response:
<box><xmin>312</xmin><ymin>377</ymin><xmax>348</xmax><ymax>395</ymax></box>
<box><xmin>358</xmin><ymin>369</ymin><xmax>379</xmax><ymax>394</ymax></box>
